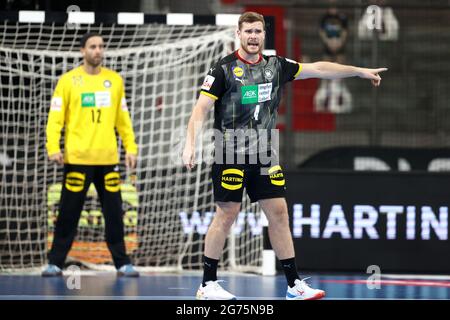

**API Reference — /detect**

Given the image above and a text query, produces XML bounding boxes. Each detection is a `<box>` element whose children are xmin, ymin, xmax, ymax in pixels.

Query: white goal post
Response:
<box><xmin>0</xmin><ymin>11</ymin><xmax>276</xmax><ymax>273</ymax></box>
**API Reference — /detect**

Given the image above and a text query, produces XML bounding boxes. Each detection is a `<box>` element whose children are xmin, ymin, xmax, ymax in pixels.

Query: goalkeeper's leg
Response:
<box><xmin>46</xmin><ymin>165</ymin><xmax>91</xmax><ymax>271</ymax></box>
<box><xmin>93</xmin><ymin>166</ymin><xmax>138</xmax><ymax>277</ymax></box>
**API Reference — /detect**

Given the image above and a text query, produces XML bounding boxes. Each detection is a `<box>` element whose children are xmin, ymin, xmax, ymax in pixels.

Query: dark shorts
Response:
<box><xmin>212</xmin><ymin>160</ymin><xmax>286</xmax><ymax>203</ymax></box>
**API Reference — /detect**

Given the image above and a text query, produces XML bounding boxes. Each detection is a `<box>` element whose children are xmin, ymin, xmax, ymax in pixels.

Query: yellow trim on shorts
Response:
<box><xmin>268</xmin><ymin>165</ymin><xmax>282</xmax><ymax>174</ymax></box>
<box><xmin>221</xmin><ymin>182</ymin><xmax>243</xmax><ymax>190</ymax></box>
<box><xmin>270</xmin><ymin>179</ymin><xmax>285</xmax><ymax>186</ymax></box>
<box><xmin>222</xmin><ymin>168</ymin><xmax>244</xmax><ymax>177</ymax></box>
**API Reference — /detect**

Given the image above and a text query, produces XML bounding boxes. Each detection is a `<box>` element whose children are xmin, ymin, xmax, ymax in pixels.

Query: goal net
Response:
<box><xmin>0</xmin><ymin>20</ymin><xmax>263</xmax><ymax>273</ymax></box>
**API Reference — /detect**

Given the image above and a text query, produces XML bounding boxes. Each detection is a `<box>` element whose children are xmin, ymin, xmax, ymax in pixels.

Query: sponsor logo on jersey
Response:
<box><xmin>201</xmin><ymin>75</ymin><xmax>215</xmax><ymax>91</ymax></box>
<box><xmin>103</xmin><ymin>80</ymin><xmax>111</xmax><ymax>88</ymax></box>
<box><xmin>233</xmin><ymin>66</ymin><xmax>244</xmax><ymax>78</ymax></box>
<box><xmin>241</xmin><ymin>85</ymin><xmax>258</xmax><ymax>104</ymax></box>
<box><xmin>95</xmin><ymin>91</ymin><xmax>111</xmax><ymax>107</ymax></box>
<box><xmin>258</xmin><ymin>83</ymin><xmax>272</xmax><ymax>102</ymax></box>
<box><xmin>241</xmin><ymin>83</ymin><xmax>272</xmax><ymax>104</ymax></box>
<box><xmin>81</xmin><ymin>92</ymin><xmax>111</xmax><ymax>108</ymax></box>
<box><xmin>81</xmin><ymin>93</ymin><xmax>96</xmax><ymax>107</ymax></box>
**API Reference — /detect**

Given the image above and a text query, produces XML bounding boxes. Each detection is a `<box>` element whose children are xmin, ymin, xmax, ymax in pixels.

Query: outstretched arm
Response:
<box><xmin>297</xmin><ymin>62</ymin><xmax>387</xmax><ymax>86</ymax></box>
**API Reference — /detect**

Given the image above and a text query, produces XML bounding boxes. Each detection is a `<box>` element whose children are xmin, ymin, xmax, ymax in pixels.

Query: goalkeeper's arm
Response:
<box><xmin>182</xmin><ymin>94</ymin><xmax>214</xmax><ymax>170</ymax></box>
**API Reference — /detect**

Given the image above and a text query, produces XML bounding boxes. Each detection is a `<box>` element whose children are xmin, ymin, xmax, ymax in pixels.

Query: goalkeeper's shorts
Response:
<box><xmin>211</xmin><ymin>160</ymin><xmax>286</xmax><ymax>203</ymax></box>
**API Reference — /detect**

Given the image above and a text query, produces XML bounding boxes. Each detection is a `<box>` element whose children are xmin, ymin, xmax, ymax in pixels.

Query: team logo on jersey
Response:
<box><xmin>103</xmin><ymin>80</ymin><xmax>111</xmax><ymax>88</ymax></box>
<box><xmin>241</xmin><ymin>83</ymin><xmax>272</xmax><ymax>104</ymax></box>
<box><xmin>201</xmin><ymin>75</ymin><xmax>215</xmax><ymax>91</ymax></box>
<box><xmin>233</xmin><ymin>66</ymin><xmax>244</xmax><ymax>78</ymax></box>
<box><xmin>264</xmin><ymin>68</ymin><xmax>274</xmax><ymax>80</ymax></box>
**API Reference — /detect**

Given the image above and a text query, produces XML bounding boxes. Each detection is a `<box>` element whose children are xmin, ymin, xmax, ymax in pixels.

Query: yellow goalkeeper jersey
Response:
<box><xmin>46</xmin><ymin>66</ymin><xmax>137</xmax><ymax>165</ymax></box>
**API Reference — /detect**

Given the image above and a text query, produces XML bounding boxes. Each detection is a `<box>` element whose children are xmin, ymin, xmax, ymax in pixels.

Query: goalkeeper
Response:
<box><xmin>182</xmin><ymin>11</ymin><xmax>387</xmax><ymax>300</ymax></box>
<box><xmin>42</xmin><ymin>33</ymin><xmax>139</xmax><ymax>277</ymax></box>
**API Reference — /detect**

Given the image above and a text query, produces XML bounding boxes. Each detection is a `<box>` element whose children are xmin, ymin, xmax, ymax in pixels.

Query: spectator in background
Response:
<box><xmin>319</xmin><ymin>0</ymin><xmax>348</xmax><ymax>64</ymax></box>
<box><xmin>315</xmin><ymin>1</ymin><xmax>353</xmax><ymax>113</ymax></box>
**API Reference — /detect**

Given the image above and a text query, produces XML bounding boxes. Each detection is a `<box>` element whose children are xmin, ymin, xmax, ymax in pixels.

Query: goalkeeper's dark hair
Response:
<box><xmin>80</xmin><ymin>32</ymin><xmax>103</xmax><ymax>48</ymax></box>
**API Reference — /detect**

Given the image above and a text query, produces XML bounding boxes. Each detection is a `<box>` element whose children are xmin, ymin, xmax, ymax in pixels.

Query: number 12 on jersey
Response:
<box><xmin>91</xmin><ymin>109</ymin><xmax>101</xmax><ymax>123</ymax></box>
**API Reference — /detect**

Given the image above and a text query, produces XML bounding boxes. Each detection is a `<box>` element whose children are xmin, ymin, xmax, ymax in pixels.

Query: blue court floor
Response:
<box><xmin>0</xmin><ymin>272</ymin><xmax>449</xmax><ymax>300</ymax></box>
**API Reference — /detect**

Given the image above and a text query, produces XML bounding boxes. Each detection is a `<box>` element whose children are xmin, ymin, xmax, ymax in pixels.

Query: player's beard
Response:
<box><xmin>86</xmin><ymin>55</ymin><xmax>103</xmax><ymax>68</ymax></box>
<box><xmin>241</xmin><ymin>41</ymin><xmax>263</xmax><ymax>55</ymax></box>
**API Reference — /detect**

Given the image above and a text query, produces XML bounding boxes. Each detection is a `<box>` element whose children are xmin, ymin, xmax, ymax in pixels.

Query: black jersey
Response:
<box><xmin>200</xmin><ymin>51</ymin><xmax>301</xmax><ymax>155</ymax></box>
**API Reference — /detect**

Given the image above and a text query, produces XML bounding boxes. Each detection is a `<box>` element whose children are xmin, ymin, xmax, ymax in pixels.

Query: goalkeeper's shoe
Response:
<box><xmin>41</xmin><ymin>264</ymin><xmax>63</xmax><ymax>277</ymax></box>
<box><xmin>286</xmin><ymin>278</ymin><xmax>325</xmax><ymax>300</ymax></box>
<box><xmin>196</xmin><ymin>280</ymin><xmax>236</xmax><ymax>300</ymax></box>
<box><xmin>117</xmin><ymin>264</ymin><xmax>140</xmax><ymax>277</ymax></box>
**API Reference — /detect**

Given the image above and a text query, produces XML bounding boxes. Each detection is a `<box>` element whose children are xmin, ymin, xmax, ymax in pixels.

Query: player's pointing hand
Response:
<box><xmin>358</xmin><ymin>67</ymin><xmax>388</xmax><ymax>87</ymax></box>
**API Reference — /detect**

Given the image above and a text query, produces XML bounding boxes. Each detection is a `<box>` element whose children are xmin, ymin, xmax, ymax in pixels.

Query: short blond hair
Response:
<box><xmin>238</xmin><ymin>12</ymin><xmax>265</xmax><ymax>30</ymax></box>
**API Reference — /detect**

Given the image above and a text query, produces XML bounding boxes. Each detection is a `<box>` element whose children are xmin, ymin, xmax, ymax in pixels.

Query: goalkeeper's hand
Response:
<box><xmin>125</xmin><ymin>153</ymin><xmax>137</xmax><ymax>169</ymax></box>
<box><xmin>182</xmin><ymin>145</ymin><xmax>195</xmax><ymax>170</ymax></box>
<box><xmin>49</xmin><ymin>152</ymin><xmax>63</xmax><ymax>165</ymax></box>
